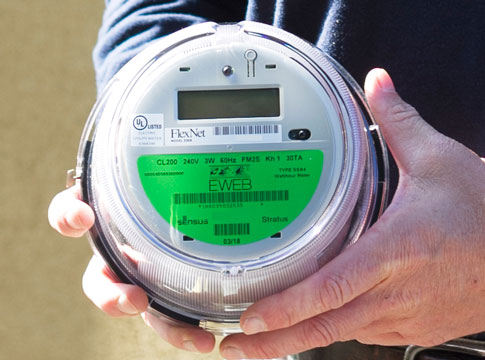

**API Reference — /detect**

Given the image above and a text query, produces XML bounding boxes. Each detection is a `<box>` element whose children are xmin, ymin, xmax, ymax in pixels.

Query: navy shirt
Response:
<box><xmin>94</xmin><ymin>0</ymin><xmax>484</xmax><ymax>166</ymax></box>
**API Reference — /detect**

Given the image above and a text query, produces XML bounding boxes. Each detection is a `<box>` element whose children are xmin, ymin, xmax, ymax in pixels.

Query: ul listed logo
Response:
<box><xmin>133</xmin><ymin>115</ymin><xmax>148</xmax><ymax>130</ymax></box>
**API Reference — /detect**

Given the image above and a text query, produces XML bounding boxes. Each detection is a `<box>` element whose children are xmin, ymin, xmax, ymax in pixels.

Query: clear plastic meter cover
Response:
<box><xmin>77</xmin><ymin>21</ymin><xmax>389</xmax><ymax>334</ymax></box>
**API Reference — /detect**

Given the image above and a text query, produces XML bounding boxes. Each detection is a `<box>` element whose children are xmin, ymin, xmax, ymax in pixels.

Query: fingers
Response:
<box><xmin>222</xmin><ymin>284</ymin><xmax>424</xmax><ymax>359</ymax></box>
<box><xmin>48</xmin><ymin>185</ymin><xmax>94</xmax><ymax>237</ymax></box>
<box><xmin>364</xmin><ymin>69</ymin><xmax>438</xmax><ymax>176</ymax></box>
<box><xmin>223</xmin><ymin>272</ymin><xmax>423</xmax><ymax>358</ymax></box>
<box><xmin>239</xmin><ymin>234</ymin><xmax>391</xmax><ymax>335</ymax></box>
<box><xmin>142</xmin><ymin>312</ymin><xmax>216</xmax><ymax>353</ymax></box>
<box><xmin>82</xmin><ymin>256</ymin><xmax>148</xmax><ymax>317</ymax></box>
<box><xmin>83</xmin><ymin>257</ymin><xmax>216</xmax><ymax>354</ymax></box>
<box><xmin>222</xmin><ymin>293</ymin><xmax>386</xmax><ymax>359</ymax></box>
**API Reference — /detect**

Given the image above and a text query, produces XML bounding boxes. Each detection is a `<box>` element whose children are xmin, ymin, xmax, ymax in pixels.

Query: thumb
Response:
<box><xmin>364</xmin><ymin>68</ymin><xmax>439</xmax><ymax>175</ymax></box>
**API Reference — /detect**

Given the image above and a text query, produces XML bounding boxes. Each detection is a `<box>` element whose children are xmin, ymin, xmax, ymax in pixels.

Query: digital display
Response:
<box><xmin>178</xmin><ymin>88</ymin><xmax>280</xmax><ymax>120</ymax></box>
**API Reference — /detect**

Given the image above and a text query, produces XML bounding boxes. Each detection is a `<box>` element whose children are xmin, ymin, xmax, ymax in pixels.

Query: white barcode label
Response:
<box><xmin>165</xmin><ymin>124</ymin><xmax>282</xmax><ymax>146</ymax></box>
<box><xmin>213</xmin><ymin>124</ymin><xmax>280</xmax><ymax>136</ymax></box>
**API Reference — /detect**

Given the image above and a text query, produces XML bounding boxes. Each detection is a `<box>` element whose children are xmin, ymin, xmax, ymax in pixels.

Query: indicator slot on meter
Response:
<box><xmin>288</xmin><ymin>129</ymin><xmax>311</xmax><ymax>140</ymax></box>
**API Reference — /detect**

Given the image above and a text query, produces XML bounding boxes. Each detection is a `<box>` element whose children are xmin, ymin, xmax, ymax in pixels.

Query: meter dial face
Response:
<box><xmin>113</xmin><ymin>41</ymin><xmax>346</xmax><ymax>263</ymax></box>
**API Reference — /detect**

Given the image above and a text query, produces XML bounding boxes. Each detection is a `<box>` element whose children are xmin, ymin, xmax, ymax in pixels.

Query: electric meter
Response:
<box><xmin>73</xmin><ymin>21</ymin><xmax>388</xmax><ymax>335</ymax></box>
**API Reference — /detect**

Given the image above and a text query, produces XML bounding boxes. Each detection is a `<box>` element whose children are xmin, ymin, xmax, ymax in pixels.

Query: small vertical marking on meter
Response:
<box><xmin>245</xmin><ymin>49</ymin><xmax>258</xmax><ymax>77</ymax></box>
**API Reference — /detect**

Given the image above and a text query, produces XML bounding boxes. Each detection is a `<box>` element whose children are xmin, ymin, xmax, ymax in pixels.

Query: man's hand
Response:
<box><xmin>220</xmin><ymin>68</ymin><xmax>485</xmax><ymax>359</ymax></box>
<box><xmin>48</xmin><ymin>186</ymin><xmax>216</xmax><ymax>353</ymax></box>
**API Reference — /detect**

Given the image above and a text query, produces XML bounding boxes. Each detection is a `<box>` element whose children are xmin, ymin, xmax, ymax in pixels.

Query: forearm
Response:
<box><xmin>94</xmin><ymin>0</ymin><xmax>246</xmax><ymax>93</ymax></box>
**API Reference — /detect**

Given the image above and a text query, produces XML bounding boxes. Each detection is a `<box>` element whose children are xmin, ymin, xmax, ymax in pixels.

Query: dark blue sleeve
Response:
<box><xmin>93</xmin><ymin>0</ymin><xmax>247</xmax><ymax>93</ymax></box>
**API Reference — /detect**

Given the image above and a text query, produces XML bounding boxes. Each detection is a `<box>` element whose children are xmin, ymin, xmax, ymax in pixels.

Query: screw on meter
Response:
<box><xmin>76</xmin><ymin>21</ymin><xmax>388</xmax><ymax>334</ymax></box>
<box><xmin>222</xmin><ymin>65</ymin><xmax>234</xmax><ymax>77</ymax></box>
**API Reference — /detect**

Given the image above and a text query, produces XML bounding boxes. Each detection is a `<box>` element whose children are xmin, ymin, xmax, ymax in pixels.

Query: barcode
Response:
<box><xmin>214</xmin><ymin>223</ymin><xmax>250</xmax><ymax>236</ymax></box>
<box><xmin>213</xmin><ymin>125</ymin><xmax>280</xmax><ymax>136</ymax></box>
<box><xmin>173</xmin><ymin>190</ymin><xmax>289</xmax><ymax>204</ymax></box>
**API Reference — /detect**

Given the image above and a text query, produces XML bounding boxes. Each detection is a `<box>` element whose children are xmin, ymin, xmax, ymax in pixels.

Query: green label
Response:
<box><xmin>138</xmin><ymin>150</ymin><xmax>323</xmax><ymax>246</ymax></box>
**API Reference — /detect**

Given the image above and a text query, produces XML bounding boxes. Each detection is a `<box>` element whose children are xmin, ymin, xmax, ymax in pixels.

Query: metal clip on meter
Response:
<box><xmin>74</xmin><ymin>21</ymin><xmax>389</xmax><ymax>335</ymax></box>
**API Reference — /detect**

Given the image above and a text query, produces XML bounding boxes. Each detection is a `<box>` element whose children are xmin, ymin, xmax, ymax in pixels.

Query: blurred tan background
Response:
<box><xmin>0</xmin><ymin>2</ymin><xmax>221</xmax><ymax>359</ymax></box>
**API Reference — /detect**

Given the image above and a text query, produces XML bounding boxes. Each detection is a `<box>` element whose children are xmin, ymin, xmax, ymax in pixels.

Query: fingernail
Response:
<box><xmin>376</xmin><ymin>68</ymin><xmax>395</xmax><ymax>92</ymax></box>
<box><xmin>183</xmin><ymin>340</ymin><xmax>199</xmax><ymax>353</ymax></box>
<box><xmin>242</xmin><ymin>316</ymin><xmax>266</xmax><ymax>334</ymax></box>
<box><xmin>221</xmin><ymin>346</ymin><xmax>246</xmax><ymax>359</ymax></box>
<box><xmin>117</xmin><ymin>294</ymin><xmax>139</xmax><ymax>315</ymax></box>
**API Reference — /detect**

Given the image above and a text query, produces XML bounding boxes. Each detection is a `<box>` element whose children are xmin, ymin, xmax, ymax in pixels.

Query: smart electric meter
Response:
<box><xmin>73</xmin><ymin>21</ymin><xmax>388</xmax><ymax>335</ymax></box>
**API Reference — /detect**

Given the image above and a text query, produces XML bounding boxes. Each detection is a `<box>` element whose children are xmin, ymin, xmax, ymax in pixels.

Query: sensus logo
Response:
<box><xmin>177</xmin><ymin>216</ymin><xmax>209</xmax><ymax>226</ymax></box>
<box><xmin>170</xmin><ymin>128</ymin><xmax>206</xmax><ymax>139</ymax></box>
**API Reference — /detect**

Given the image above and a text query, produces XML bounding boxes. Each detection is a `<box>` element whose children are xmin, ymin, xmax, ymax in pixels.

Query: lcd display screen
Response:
<box><xmin>178</xmin><ymin>88</ymin><xmax>280</xmax><ymax>120</ymax></box>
